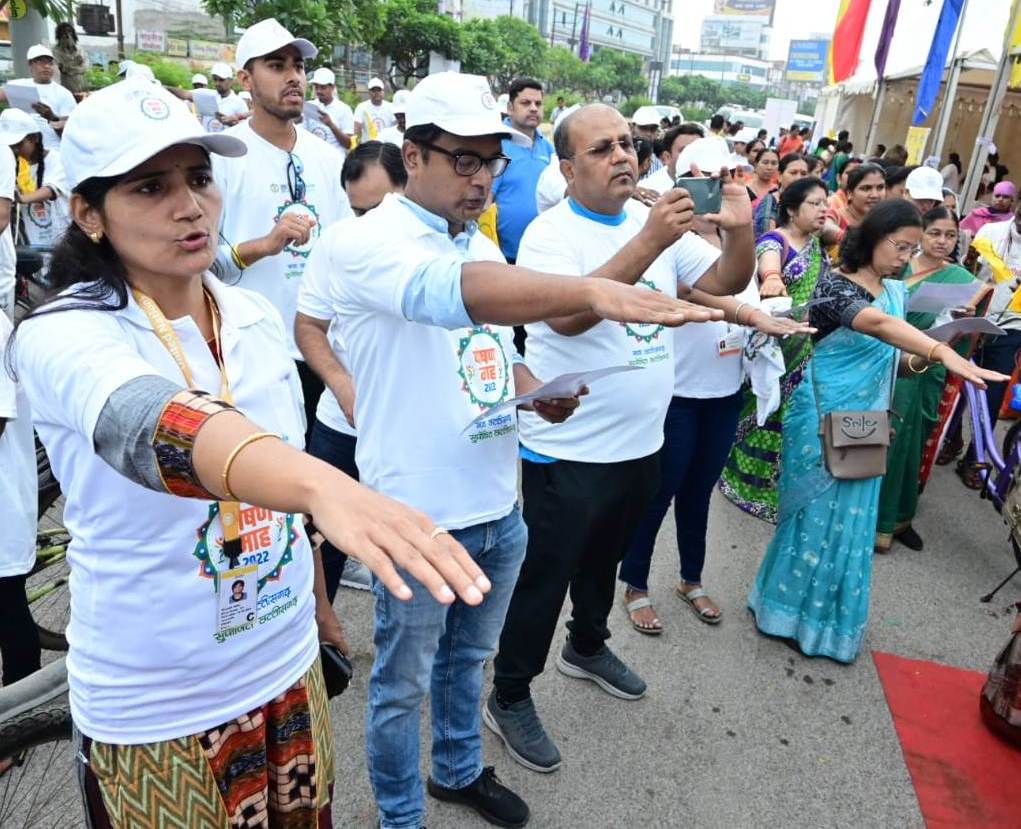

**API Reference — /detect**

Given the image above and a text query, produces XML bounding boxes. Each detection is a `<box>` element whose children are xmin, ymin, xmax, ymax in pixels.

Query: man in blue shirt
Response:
<box><xmin>490</xmin><ymin>78</ymin><xmax>554</xmax><ymax>265</ymax></box>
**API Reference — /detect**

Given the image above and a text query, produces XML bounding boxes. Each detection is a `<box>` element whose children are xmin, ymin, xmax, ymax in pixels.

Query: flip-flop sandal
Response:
<box><xmin>676</xmin><ymin>585</ymin><xmax>722</xmax><ymax>625</ymax></box>
<box><xmin>624</xmin><ymin>595</ymin><xmax>664</xmax><ymax>635</ymax></box>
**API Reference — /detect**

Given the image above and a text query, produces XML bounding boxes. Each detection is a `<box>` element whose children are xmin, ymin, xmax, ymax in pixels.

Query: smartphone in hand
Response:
<box><xmin>675</xmin><ymin>176</ymin><xmax>722</xmax><ymax>215</ymax></box>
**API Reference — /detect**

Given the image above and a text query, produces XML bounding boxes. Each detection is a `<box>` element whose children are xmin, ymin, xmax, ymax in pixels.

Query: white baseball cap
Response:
<box><xmin>61</xmin><ymin>79</ymin><xmax>246</xmax><ymax>190</ymax></box>
<box><xmin>675</xmin><ymin>136</ymin><xmax>734</xmax><ymax>177</ymax></box>
<box><xmin>0</xmin><ymin>108</ymin><xmax>42</xmax><ymax>145</ymax></box>
<box><xmin>116</xmin><ymin>59</ymin><xmax>136</xmax><ymax>77</ymax></box>
<box><xmin>905</xmin><ymin>165</ymin><xmax>944</xmax><ymax>202</ymax></box>
<box><xmin>405</xmin><ymin>72</ymin><xmax>528</xmax><ymax>146</ymax></box>
<box><xmin>26</xmin><ymin>44</ymin><xmax>54</xmax><ymax>62</ymax></box>
<box><xmin>124</xmin><ymin>63</ymin><xmax>158</xmax><ymax>85</ymax></box>
<box><xmin>391</xmin><ymin>89</ymin><xmax>410</xmax><ymax>114</ymax></box>
<box><xmin>235</xmin><ymin>18</ymin><xmax>317</xmax><ymax>72</ymax></box>
<box><xmin>367</xmin><ymin>77</ymin><xmax>385</xmax><ymax>90</ymax></box>
<box><xmin>631</xmin><ymin>105</ymin><xmax>662</xmax><ymax>127</ymax></box>
<box><xmin>210</xmin><ymin>62</ymin><xmax>233</xmax><ymax>80</ymax></box>
<box><xmin>311</xmin><ymin>67</ymin><xmax>335</xmax><ymax>86</ymax></box>
<box><xmin>191</xmin><ymin>73</ymin><xmax>208</xmax><ymax>86</ymax></box>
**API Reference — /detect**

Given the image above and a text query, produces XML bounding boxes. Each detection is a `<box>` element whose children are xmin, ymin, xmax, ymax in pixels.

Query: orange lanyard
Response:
<box><xmin>133</xmin><ymin>287</ymin><xmax>244</xmax><ymax>570</ymax></box>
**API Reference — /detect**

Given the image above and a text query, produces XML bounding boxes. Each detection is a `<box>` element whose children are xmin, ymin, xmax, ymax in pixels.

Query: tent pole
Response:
<box><xmin>931</xmin><ymin>0</ymin><xmax>972</xmax><ymax>163</ymax></box>
<box><xmin>960</xmin><ymin>0</ymin><xmax>1021</xmax><ymax>211</ymax></box>
<box><xmin>864</xmin><ymin>78</ymin><xmax>886</xmax><ymax>156</ymax></box>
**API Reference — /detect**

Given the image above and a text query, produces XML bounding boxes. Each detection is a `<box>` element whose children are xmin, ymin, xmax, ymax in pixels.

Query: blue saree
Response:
<box><xmin>748</xmin><ymin>279</ymin><xmax>906</xmax><ymax>663</ymax></box>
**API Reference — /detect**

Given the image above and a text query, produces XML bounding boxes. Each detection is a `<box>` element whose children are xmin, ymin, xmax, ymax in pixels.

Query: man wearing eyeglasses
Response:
<box><xmin>211</xmin><ymin>19</ymin><xmax>351</xmax><ymax>439</ymax></box>
<box><xmin>486</xmin><ymin>104</ymin><xmax>754</xmax><ymax>776</ymax></box>
<box><xmin>298</xmin><ymin>72</ymin><xmax>724</xmax><ymax>829</ymax></box>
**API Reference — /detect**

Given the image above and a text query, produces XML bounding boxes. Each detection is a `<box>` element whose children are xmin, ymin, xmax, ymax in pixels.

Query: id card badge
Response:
<box><xmin>717</xmin><ymin>327</ymin><xmax>744</xmax><ymax>358</ymax></box>
<box><xmin>216</xmin><ymin>564</ymin><xmax>258</xmax><ymax>638</ymax></box>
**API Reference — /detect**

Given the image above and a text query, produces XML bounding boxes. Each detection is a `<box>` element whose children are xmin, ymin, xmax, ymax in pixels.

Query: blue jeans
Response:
<box><xmin>366</xmin><ymin>506</ymin><xmax>527</xmax><ymax>829</ymax></box>
<box><xmin>619</xmin><ymin>393</ymin><xmax>742</xmax><ymax>591</ymax></box>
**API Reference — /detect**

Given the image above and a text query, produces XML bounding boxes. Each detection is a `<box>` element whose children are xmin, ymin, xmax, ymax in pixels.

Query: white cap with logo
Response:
<box><xmin>210</xmin><ymin>62</ymin><xmax>233</xmax><ymax>80</ymax></box>
<box><xmin>0</xmin><ymin>108</ymin><xmax>42</xmax><ymax>145</ymax></box>
<box><xmin>405</xmin><ymin>72</ymin><xmax>527</xmax><ymax>146</ymax></box>
<box><xmin>26</xmin><ymin>44</ymin><xmax>54</xmax><ymax>62</ymax></box>
<box><xmin>905</xmin><ymin>165</ymin><xmax>944</xmax><ymax>202</ymax></box>
<box><xmin>311</xmin><ymin>67</ymin><xmax>335</xmax><ymax>86</ymax></box>
<box><xmin>631</xmin><ymin>105</ymin><xmax>662</xmax><ymax>127</ymax></box>
<box><xmin>367</xmin><ymin>77</ymin><xmax>385</xmax><ymax>90</ymax></box>
<box><xmin>60</xmin><ymin>80</ymin><xmax>246</xmax><ymax>191</ymax></box>
<box><xmin>235</xmin><ymin>18</ymin><xmax>317</xmax><ymax>72</ymax></box>
<box><xmin>191</xmin><ymin>74</ymin><xmax>209</xmax><ymax>86</ymax></box>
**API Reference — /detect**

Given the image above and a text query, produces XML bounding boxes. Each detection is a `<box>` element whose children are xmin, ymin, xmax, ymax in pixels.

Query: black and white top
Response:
<box><xmin>810</xmin><ymin>269</ymin><xmax>877</xmax><ymax>342</ymax></box>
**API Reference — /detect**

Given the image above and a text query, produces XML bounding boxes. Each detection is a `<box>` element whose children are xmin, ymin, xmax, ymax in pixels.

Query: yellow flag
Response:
<box><xmin>1010</xmin><ymin>0</ymin><xmax>1021</xmax><ymax>89</ymax></box>
<box><xmin>972</xmin><ymin>236</ymin><xmax>1014</xmax><ymax>283</ymax></box>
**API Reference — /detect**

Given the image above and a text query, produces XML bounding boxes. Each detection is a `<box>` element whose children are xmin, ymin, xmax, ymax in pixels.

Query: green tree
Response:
<box><xmin>203</xmin><ymin>0</ymin><xmax>348</xmax><ymax>58</ymax></box>
<box><xmin>543</xmin><ymin>46</ymin><xmax>586</xmax><ymax>93</ymax></box>
<box><xmin>367</xmin><ymin>0</ymin><xmax>462</xmax><ymax>86</ymax></box>
<box><xmin>461</xmin><ymin>16</ymin><xmax>547</xmax><ymax>91</ymax></box>
<box><xmin>584</xmin><ymin>48</ymin><xmax>645</xmax><ymax>99</ymax></box>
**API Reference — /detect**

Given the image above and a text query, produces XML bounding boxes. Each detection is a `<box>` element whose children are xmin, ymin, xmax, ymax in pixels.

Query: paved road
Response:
<box><xmin>5</xmin><ymin>460</ymin><xmax>1018</xmax><ymax>828</ymax></box>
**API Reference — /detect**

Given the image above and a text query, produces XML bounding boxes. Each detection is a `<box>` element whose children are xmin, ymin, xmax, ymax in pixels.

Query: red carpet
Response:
<box><xmin>872</xmin><ymin>650</ymin><xmax>1021</xmax><ymax>828</ymax></box>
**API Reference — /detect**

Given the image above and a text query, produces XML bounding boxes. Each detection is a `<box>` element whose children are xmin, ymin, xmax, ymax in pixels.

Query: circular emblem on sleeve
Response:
<box><xmin>139</xmin><ymin>97</ymin><xmax>171</xmax><ymax>120</ymax></box>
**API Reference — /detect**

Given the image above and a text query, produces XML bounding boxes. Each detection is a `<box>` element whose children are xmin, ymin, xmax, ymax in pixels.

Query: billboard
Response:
<box><xmin>712</xmin><ymin>0</ymin><xmax>775</xmax><ymax>18</ymax></box>
<box><xmin>786</xmin><ymin>38</ymin><xmax>829</xmax><ymax>83</ymax></box>
<box><xmin>700</xmin><ymin>16</ymin><xmax>767</xmax><ymax>53</ymax></box>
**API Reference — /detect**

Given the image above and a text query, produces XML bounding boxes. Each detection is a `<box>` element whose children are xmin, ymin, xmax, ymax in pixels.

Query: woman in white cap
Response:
<box><xmin>0</xmin><ymin>108</ymin><xmax>71</xmax><ymax>248</ymax></box>
<box><xmin>10</xmin><ymin>78</ymin><xmax>491</xmax><ymax>827</ymax></box>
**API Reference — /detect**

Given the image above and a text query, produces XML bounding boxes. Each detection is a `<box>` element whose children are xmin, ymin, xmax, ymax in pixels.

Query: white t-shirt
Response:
<box><xmin>21</xmin><ymin>149</ymin><xmax>71</xmax><ymax>247</ymax></box>
<box><xmin>15</xmin><ymin>275</ymin><xmax>317</xmax><ymax>744</ymax></box>
<box><xmin>315</xmin><ymin>193</ymin><xmax>517</xmax><ymax>529</ymax></box>
<box><xmin>14</xmin><ymin>79</ymin><xmax>77</xmax><ymax>150</ymax></box>
<box><xmin>353</xmin><ymin>99</ymin><xmax>396</xmax><ymax>142</ymax></box>
<box><xmin>976</xmin><ymin>218</ymin><xmax>1021</xmax><ymax>331</ymax></box>
<box><xmin>213</xmin><ymin>120</ymin><xmax>351</xmax><ymax>358</ymax></box>
<box><xmin>378</xmin><ymin>125</ymin><xmax>404</xmax><ymax>146</ymax></box>
<box><xmin>306</xmin><ymin>98</ymin><xmax>355</xmax><ymax>159</ymax></box>
<box><xmin>516</xmin><ymin>198</ymin><xmax>720</xmax><ymax>463</ymax></box>
<box><xmin>298</xmin><ymin>218</ymin><xmax>506</xmax><ymax>439</ymax></box>
<box><xmin>535</xmin><ymin>156</ymin><xmax>567</xmax><ymax>214</ymax></box>
<box><xmin>0</xmin><ymin>148</ymin><xmax>15</xmax><ymax>319</ymax></box>
<box><xmin>203</xmin><ymin>90</ymin><xmax>249</xmax><ymax>133</ymax></box>
<box><xmin>643</xmin><ymin>166</ymin><xmax>674</xmax><ymax>195</ymax></box>
<box><xmin>0</xmin><ymin>313</ymin><xmax>36</xmax><ymax>577</ymax></box>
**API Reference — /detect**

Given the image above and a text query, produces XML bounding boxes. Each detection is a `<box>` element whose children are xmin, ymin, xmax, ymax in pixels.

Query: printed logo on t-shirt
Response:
<box><xmin>193</xmin><ymin>503</ymin><xmax>300</xmax><ymax>643</ymax></box>
<box><xmin>623</xmin><ymin>277</ymin><xmax>670</xmax><ymax>367</ymax></box>
<box><xmin>310</xmin><ymin>124</ymin><xmax>330</xmax><ymax>142</ymax></box>
<box><xmin>458</xmin><ymin>326</ymin><xmax>516</xmax><ymax>445</ymax></box>
<box><xmin>276</xmin><ymin>201</ymin><xmax>320</xmax><ymax>260</ymax></box>
<box><xmin>207</xmin><ymin>118</ymin><xmax>225</xmax><ymax>133</ymax></box>
<box><xmin>27</xmin><ymin>201</ymin><xmax>51</xmax><ymax>229</ymax></box>
<box><xmin>621</xmin><ymin>277</ymin><xmax>665</xmax><ymax>344</ymax></box>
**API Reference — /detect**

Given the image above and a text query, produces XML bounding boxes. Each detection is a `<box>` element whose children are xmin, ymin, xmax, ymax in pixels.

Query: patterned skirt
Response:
<box><xmin>77</xmin><ymin>658</ymin><xmax>334</xmax><ymax>829</ymax></box>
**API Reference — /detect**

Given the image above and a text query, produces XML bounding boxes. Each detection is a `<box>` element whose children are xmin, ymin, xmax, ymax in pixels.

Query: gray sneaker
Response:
<box><xmin>555</xmin><ymin>640</ymin><xmax>647</xmax><ymax>700</ymax></box>
<box><xmin>483</xmin><ymin>690</ymin><xmax>561</xmax><ymax>774</ymax></box>
<box><xmin>340</xmin><ymin>558</ymin><xmax>372</xmax><ymax>591</ymax></box>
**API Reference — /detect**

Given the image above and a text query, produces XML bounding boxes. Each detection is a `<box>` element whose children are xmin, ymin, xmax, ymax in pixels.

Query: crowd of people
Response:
<box><xmin>0</xmin><ymin>18</ymin><xmax>1019</xmax><ymax>829</ymax></box>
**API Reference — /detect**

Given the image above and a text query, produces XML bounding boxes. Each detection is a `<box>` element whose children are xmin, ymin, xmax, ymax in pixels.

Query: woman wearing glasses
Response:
<box><xmin>721</xmin><ymin>176</ymin><xmax>831</xmax><ymax>522</ymax></box>
<box><xmin>875</xmin><ymin>206</ymin><xmax>987</xmax><ymax>553</ymax></box>
<box><xmin>748</xmin><ymin>200</ymin><xmax>1005</xmax><ymax>662</ymax></box>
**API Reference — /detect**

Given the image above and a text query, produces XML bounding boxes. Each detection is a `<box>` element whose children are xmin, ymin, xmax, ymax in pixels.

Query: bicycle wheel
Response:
<box><xmin>0</xmin><ymin>659</ymin><xmax>78</xmax><ymax>828</ymax></box>
<box><xmin>28</xmin><ymin>529</ymin><xmax>71</xmax><ymax>652</ymax></box>
<box><xmin>1003</xmin><ymin>418</ymin><xmax>1021</xmax><ymax>462</ymax></box>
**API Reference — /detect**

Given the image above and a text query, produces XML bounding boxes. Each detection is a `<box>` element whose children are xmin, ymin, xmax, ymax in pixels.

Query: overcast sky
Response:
<box><xmin>673</xmin><ymin>0</ymin><xmax>1011</xmax><ymax>75</ymax></box>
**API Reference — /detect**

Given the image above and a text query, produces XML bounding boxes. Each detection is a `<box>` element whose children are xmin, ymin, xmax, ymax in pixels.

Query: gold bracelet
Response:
<box><xmin>221</xmin><ymin>432</ymin><xmax>279</xmax><ymax>501</ymax></box>
<box><xmin>926</xmin><ymin>342</ymin><xmax>946</xmax><ymax>363</ymax></box>
<box><xmin>230</xmin><ymin>244</ymin><xmax>249</xmax><ymax>270</ymax></box>
<box><xmin>907</xmin><ymin>354</ymin><xmax>929</xmax><ymax>374</ymax></box>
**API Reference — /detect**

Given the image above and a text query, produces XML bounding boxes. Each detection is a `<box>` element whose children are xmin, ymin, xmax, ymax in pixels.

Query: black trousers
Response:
<box><xmin>0</xmin><ymin>573</ymin><xmax>41</xmax><ymax>686</ymax></box>
<box><xmin>295</xmin><ymin>359</ymin><xmax>325</xmax><ymax>448</ymax></box>
<box><xmin>493</xmin><ymin>453</ymin><xmax>659</xmax><ymax>699</ymax></box>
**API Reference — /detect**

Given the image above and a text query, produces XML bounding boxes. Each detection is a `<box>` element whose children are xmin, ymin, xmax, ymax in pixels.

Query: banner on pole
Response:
<box><xmin>1009</xmin><ymin>0</ymin><xmax>1021</xmax><ymax>89</ymax></box>
<box><xmin>905</xmin><ymin>126</ymin><xmax>931</xmax><ymax>164</ymax></box>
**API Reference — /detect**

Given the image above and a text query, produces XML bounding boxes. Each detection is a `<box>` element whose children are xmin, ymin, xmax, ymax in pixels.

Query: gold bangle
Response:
<box><xmin>926</xmin><ymin>342</ymin><xmax>946</xmax><ymax>363</ymax></box>
<box><xmin>221</xmin><ymin>432</ymin><xmax>279</xmax><ymax>500</ymax></box>
<box><xmin>907</xmin><ymin>354</ymin><xmax>929</xmax><ymax>374</ymax></box>
<box><xmin>230</xmin><ymin>244</ymin><xmax>249</xmax><ymax>270</ymax></box>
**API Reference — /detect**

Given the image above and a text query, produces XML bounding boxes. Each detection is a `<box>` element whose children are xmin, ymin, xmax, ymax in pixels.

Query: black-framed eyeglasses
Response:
<box><xmin>417</xmin><ymin>141</ymin><xmax>510</xmax><ymax>177</ymax></box>
<box><xmin>287</xmin><ymin>153</ymin><xmax>306</xmax><ymax>202</ymax></box>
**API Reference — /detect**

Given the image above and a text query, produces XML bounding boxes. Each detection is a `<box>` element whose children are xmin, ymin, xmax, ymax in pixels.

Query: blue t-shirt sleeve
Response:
<box><xmin>400</xmin><ymin>253</ymin><xmax>473</xmax><ymax>329</ymax></box>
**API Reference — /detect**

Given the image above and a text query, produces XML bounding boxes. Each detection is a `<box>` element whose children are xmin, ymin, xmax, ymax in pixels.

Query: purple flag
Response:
<box><xmin>579</xmin><ymin>1</ymin><xmax>592</xmax><ymax>62</ymax></box>
<box><xmin>874</xmin><ymin>0</ymin><xmax>902</xmax><ymax>78</ymax></box>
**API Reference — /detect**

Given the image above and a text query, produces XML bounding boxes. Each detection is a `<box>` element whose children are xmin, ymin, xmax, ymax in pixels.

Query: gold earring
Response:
<box><xmin>89</xmin><ymin>231</ymin><xmax>102</xmax><ymax>244</ymax></box>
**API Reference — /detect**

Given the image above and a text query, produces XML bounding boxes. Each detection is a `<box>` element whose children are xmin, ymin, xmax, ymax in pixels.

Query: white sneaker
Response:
<box><xmin>339</xmin><ymin>558</ymin><xmax>372</xmax><ymax>591</ymax></box>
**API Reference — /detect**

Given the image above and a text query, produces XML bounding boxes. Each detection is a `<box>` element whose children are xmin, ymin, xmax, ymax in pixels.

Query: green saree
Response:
<box><xmin>875</xmin><ymin>262</ymin><xmax>977</xmax><ymax>550</ymax></box>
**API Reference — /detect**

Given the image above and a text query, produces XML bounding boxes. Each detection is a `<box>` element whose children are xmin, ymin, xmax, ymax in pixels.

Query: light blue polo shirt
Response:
<box><xmin>490</xmin><ymin>131</ymin><xmax>554</xmax><ymax>261</ymax></box>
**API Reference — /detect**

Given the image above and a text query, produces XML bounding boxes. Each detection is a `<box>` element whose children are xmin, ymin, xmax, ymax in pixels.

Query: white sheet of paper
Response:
<box><xmin>192</xmin><ymin>89</ymin><xmax>220</xmax><ymax>117</ymax></box>
<box><xmin>925</xmin><ymin>317</ymin><xmax>1005</xmax><ymax>343</ymax></box>
<box><xmin>3</xmin><ymin>81</ymin><xmax>39</xmax><ymax>113</ymax></box>
<box><xmin>906</xmin><ymin>280</ymin><xmax>981</xmax><ymax>314</ymax></box>
<box><xmin>463</xmin><ymin>365</ymin><xmax>643</xmax><ymax>432</ymax></box>
<box><xmin>303</xmin><ymin>101</ymin><xmax>323</xmax><ymax>123</ymax></box>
